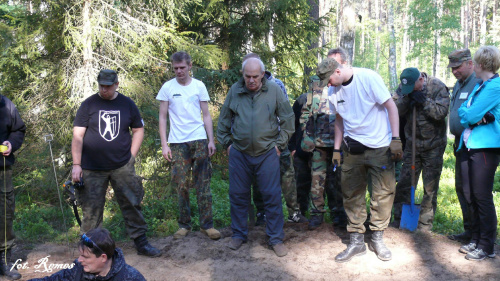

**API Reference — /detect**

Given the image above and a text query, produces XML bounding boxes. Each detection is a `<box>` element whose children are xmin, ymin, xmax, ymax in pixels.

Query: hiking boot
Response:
<box><xmin>173</xmin><ymin>228</ymin><xmax>190</xmax><ymax>239</ymax></box>
<box><xmin>335</xmin><ymin>233</ymin><xmax>367</xmax><ymax>263</ymax></box>
<box><xmin>255</xmin><ymin>212</ymin><xmax>266</xmax><ymax>226</ymax></box>
<box><xmin>332</xmin><ymin>212</ymin><xmax>347</xmax><ymax>228</ymax></box>
<box><xmin>271</xmin><ymin>243</ymin><xmax>288</xmax><ymax>257</ymax></box>
<box><xmin>459</xmin><ymin>242</ymin><xmax>477</xmax><ymax>254</ymax></box>
<box><xmin>465</xmin><ymin>248</ymin><xmax>496</xmax><ymax>261</ymax></box>
<box><xmin>228</xmin><ymin>238</ymin><xmax>245</xmax><ymax>250</ymax></box>
<box><xmin>308</xmin><ymin>213</ymin><xmax>324</xmax><ymax>230</ymax></box>
<box><xmin>288</xmin><ymin>212</ymin><xmax>309</xmax><ymax>223</ymax></box>
<box><xmin>201</xmin><ymin>228</ymin><xmax>221</xmax><ymax>240</ymax></box>
<box><xmin>368</xmin><ymin>231</ymin><xmax>392</xmax><ymax>261</ymax></box>
<box><xmin>0</xmin><ymin>250</ymin><xmax>21</xmax><ymax>280</ymax></box>
<box><xmin>134</xmin><ymin>235</ymin><xmax>162</xmax><ymax>257</ymax></box>
<box><xmin>448</xmin><ymin>231</ymin><xmax>472</xmax><ymax>243</ymax></box>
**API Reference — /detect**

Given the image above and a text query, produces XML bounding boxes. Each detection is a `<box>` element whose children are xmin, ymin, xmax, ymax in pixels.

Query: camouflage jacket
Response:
<box><xmin>299</xmin><ymin>83</ymin><xmax>335</xmax><ymax>151</ymax></box>
<box><xmin>393</xmin><ymin>72</ymin><xmax>450</xmax><ymax>151</ymax></box>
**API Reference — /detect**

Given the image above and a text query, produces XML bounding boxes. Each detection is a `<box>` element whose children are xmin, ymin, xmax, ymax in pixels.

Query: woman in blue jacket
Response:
<box><xmin>458</xmin><ymin>45</ymin><xmax>500</xmax><ymax>261</ymax></box>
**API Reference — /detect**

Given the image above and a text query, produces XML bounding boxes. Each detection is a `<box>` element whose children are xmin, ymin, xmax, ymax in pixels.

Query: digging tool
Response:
<box><xmin>400</xmin><ymin>106</ymin><xmax>421</xmax><ymax>231</ymax></box>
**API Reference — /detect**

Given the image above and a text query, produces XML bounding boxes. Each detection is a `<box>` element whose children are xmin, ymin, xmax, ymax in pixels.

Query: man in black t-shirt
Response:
<box><xmin>72</xmin><ymin>69</ymin><xmax>161</xmax><ymax>257</ymax></box>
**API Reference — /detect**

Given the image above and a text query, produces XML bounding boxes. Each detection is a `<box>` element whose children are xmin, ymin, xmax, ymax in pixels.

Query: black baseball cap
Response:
<box><xmin>97</xmin><ymin>69</ymin><xmax>118</xmax><ymax>85</ymax></box>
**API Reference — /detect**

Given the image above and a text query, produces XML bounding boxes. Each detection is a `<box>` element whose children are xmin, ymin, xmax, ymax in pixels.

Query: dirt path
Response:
<box><xmin>12</xmin><ymin>223</ymin><xmax>500</xmax><ymax>280</ymax></box>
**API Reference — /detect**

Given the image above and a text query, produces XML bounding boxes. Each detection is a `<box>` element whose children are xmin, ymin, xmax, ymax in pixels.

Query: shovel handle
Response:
<box><xmin>410</xmin><ymin>185</ymin><xmax>416</xmax><ymax>213</ymax></box>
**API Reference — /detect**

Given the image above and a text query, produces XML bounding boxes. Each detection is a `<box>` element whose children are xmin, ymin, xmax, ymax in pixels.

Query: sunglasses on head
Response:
<box><xmin>81</xmin><ymin>233</ymin><xmax>103</xmax><ymax>253</ymax></box>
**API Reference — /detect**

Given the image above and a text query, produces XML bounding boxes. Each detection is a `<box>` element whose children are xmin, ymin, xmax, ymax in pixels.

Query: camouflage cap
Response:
<box><xmin>316</xmin><ymin>58</ymin><xmax>340</xmax><ymax>87</ymax></box>
<box><xmin>97</xmin><ymin>69</ymin><xmax>119</xmax><ymax>85</ymax></box>
<box><xmin>400</xmin><ymin>67</ymin><xmax>420</xmax><ymax>95</ymax></box>
<box><xmin>447</xmin><ymin>49</ymin><xmax>472</xmax><ymax>68</ymax></box>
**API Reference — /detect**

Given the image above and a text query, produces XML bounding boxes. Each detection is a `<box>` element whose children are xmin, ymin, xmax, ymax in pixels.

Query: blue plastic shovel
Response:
<box><xmin>400</xmin><ymin>106</ymin><xmax>420</xmax><ymax>231</ymax></box>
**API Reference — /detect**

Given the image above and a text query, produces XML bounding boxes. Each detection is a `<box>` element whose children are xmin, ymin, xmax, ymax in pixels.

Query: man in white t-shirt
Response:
<box><xmin>317</xmin><ymin>58</ymin><xmax>402</xmax><ymax>263</ymax></box>
<box><xmin>157</xmin><ymin>51</ymin><xmax>220</xmax><ymax>240</ymax></box>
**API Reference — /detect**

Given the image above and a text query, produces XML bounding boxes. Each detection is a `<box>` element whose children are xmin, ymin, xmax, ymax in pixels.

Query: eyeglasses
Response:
<box><xmin>81</xmin><ymin>233</ymin><xmax>103</xmax><ymax>253</ymax></box>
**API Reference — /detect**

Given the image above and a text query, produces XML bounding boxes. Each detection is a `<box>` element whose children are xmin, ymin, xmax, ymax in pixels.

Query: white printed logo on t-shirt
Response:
<box><xmin>99</xmin><ymin>110</ymin><xmax>120</xmax><ymax>141</ymax></box>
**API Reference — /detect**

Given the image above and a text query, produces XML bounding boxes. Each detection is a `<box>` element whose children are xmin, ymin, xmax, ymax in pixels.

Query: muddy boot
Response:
<box><xmin>335</xmin><ymin>233</ymin><xmax>366</xmax><ymax>263</ymax></box>
<box><xmin>134</xmin><ymin>234</ymin><xmax>162</xmax><ymax>257</ymax></box>
<box><xmin>0</xmin><ymin>250</ymin><xmax>21</xmax><ymax>280</ymax></box>
<box><xmin>368</xmin><ymin>231</ymin><xmax>392</xmax><ymax>261</ymax></box>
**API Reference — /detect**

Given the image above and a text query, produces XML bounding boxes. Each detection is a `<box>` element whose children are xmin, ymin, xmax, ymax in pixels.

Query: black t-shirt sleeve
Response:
<box><xmin>128</xmin><ymin>98</ymin><xmax>143</xmax><ymax>129</ymax></box>
<box><xmin>74</xmin><ymin>100</ymin><xmax>89</xmax><ymax>127</ymax></box>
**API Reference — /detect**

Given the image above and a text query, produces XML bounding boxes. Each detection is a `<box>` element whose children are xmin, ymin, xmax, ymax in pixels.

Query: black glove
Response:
<box><xmin>409</xmin><ymin>91</ymin><xmax>426</xmax><ymax>107</ymax></box>
<box><xmin>483</xmin><ymin>112</ymin><xmax>496</xmax><ymax>124</ymax></box>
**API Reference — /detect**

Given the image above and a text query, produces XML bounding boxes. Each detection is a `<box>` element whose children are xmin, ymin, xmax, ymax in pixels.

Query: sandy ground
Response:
<box><xmin>12</xmin><ymin>223</ymin><xmax>500</xmax><ymax>281</ymax></box>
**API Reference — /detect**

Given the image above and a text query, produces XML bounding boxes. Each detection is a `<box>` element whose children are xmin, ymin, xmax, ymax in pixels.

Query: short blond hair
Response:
<box><xmin>473</xmin><ymin>46</ymin><xmax>500</xmax><ymax>73</ymax></box>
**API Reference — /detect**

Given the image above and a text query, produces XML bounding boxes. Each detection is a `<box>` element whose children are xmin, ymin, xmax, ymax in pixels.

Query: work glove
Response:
<box><xmin>409</xmin><ymin>91</ymin><xmax>426</xmax><ymax>107</ymax></box>
<box><xmin>389</xmin><ymin>137</ymin><xmax>403</xmax><ymax>161</ymax></box>
<box><xmin>332</xmin><ymin>149</ymin><xmax>343</xmax><ymax>170</ymax></box>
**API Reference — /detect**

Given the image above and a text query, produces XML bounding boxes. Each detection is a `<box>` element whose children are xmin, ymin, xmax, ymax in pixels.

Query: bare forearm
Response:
<box><xmin>334</xmin><ymin>114</ymin><xmax>344</xmax><ymax>150</ymax></box>
<box><xmin>131</xmin><ymin>128</ymin><xmax>144</xmax><ymax>157</ymax></box>
<box><xmin>384</xmin><ymin>99</ymin><xmax>400</xmax><ymax>138</ymax></box>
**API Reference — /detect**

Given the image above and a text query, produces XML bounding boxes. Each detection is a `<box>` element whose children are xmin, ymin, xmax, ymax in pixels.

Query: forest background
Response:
<box><xmin>0</xmin><ymin>0</ymin><xmax>499</xmax><ymax>244</ymax></box>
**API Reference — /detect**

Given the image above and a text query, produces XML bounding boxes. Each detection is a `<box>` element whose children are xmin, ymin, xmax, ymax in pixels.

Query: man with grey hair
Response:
<box><xmin>217</xmin><ymin>57</ymin><xmax>294</xmax><ymax>257</ymax></box>
<box><xmin>241</xmin><ymin>53</ymin><xmax>307</xmax><ymax>226</ymax></box>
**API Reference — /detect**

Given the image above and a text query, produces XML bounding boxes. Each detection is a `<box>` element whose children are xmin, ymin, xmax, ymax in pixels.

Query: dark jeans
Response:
<box><xmin>252</xmin><ymin>148</ymin><xmax>299</xmax><ymax>215</ymax></box>
<box><xmin>460</xmin><ymin>148</ymin><xmax>499</xmax><ymax>254</ymax></box>
<box><xmin>78</xmin><ymin>156</ymin><xmax>148</xmax><ymax>239</ymax></box>
<box><xmin>0</xmin><ymin>167</ymin><xmax>15</xmax><ymax>250</ymax></box>
<box><xmin>229</xmin><ymin>147</ymin><xmax>284</xmax><ymax>245</ymax></box>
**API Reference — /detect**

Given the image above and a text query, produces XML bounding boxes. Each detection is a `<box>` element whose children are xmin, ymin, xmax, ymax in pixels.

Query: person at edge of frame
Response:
<box><xmin>0</xmin><ymin>92</ymin><xmax>26</xmax><ymax>280</ymax></box>
<box><xmin>28</xmin><ymin>228</ymin><xmax>146</xmax><ymax>281</ymax></box>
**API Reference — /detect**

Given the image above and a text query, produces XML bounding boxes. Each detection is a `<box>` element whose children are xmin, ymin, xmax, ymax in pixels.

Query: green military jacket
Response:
<box><xmin>217</xmin><ymin>78</ymin><xmax>294</xmax><ymax>157</ymax></box>
<box><xmin>394</xmin><ymin>72</ymin><xmax>450</xmax><ymax>151</ymax></box>
<box><xmin>299</xmin><ymin>83</ymin><xmax>335</xmax><ymax>151</ymax></box>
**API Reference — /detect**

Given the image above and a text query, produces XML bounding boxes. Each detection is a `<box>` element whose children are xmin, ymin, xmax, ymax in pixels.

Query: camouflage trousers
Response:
<box><xmin>0</xmin><ymin>167</ymin><xmax>15</xmax><ymax>250</ymax></box>
<box><xmin>170</xmin><ymin>139</ymin><xmax>213</xmax><ymax>230</ymax></box>
<box><xmin>342</xmin><ymin>146</ymin><xmax>395</xmax><ymax>233</ymax></box>
<box><xmin>78</xmin><ymin>156</ymin><xmax>148</xmax><ymax>239</ymax></box>
<box><xmin>310</xmin><ymin>147</ymin><xmax>343</xmax><ymax>215</ymax></box>
<box><xmin>253</xmin><ymin>148</ymin><xmax>299</xmax><ymax>215</ymax></box>
<box><xmin>393</xmin><ymin>143</ymin><xmax>446</xmax><ymax>229</ymax></box>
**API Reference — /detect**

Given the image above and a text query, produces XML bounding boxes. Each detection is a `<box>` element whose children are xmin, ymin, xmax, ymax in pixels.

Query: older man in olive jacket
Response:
<box><xmin>217</xmin><ymin>57</ymin><xmax>294</xmax><ymax>257</ymax></box>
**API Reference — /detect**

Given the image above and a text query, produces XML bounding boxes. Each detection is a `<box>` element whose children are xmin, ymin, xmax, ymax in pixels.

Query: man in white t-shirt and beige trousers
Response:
<box><xmin>157</xmin><ymin>51</ymin><xmax>221</xmax><ymax>240</ymax></box>
<box><xmin>317</xmin><ymin>58</ymin><xmax>403</xmax><ymax>263</ymax></box>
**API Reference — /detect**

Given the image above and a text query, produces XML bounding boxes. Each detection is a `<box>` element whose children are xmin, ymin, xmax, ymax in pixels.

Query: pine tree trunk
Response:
<box><xmin>81</xmin><ymin>0</ymin><xmax>94</xmax><ymax>99</ymax></box>
<box><xmin>339</xmin><ymin>0</ymin><xmax>357</xmax><ymax>64</ymax></box>
<box><xmin>400</xmin><ymin>0</ymin><xmax>410</xmax><ymax>70</ymax></box>
<box><xmin>388</xmin><ymin>0</ymin><xmax>397</xmax><ymax>91</ymax></box>
<box><xmin>480</xmin><ymin>0</ymin><xmax>487</xmax><ymax>45</ymax></box>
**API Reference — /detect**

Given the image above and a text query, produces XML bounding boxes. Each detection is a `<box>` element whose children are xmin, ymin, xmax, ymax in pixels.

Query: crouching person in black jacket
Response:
<box><xmin>29</xmin><ymin>228</ymin><xmax>145</xmax><ymax>281</ymax></box>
